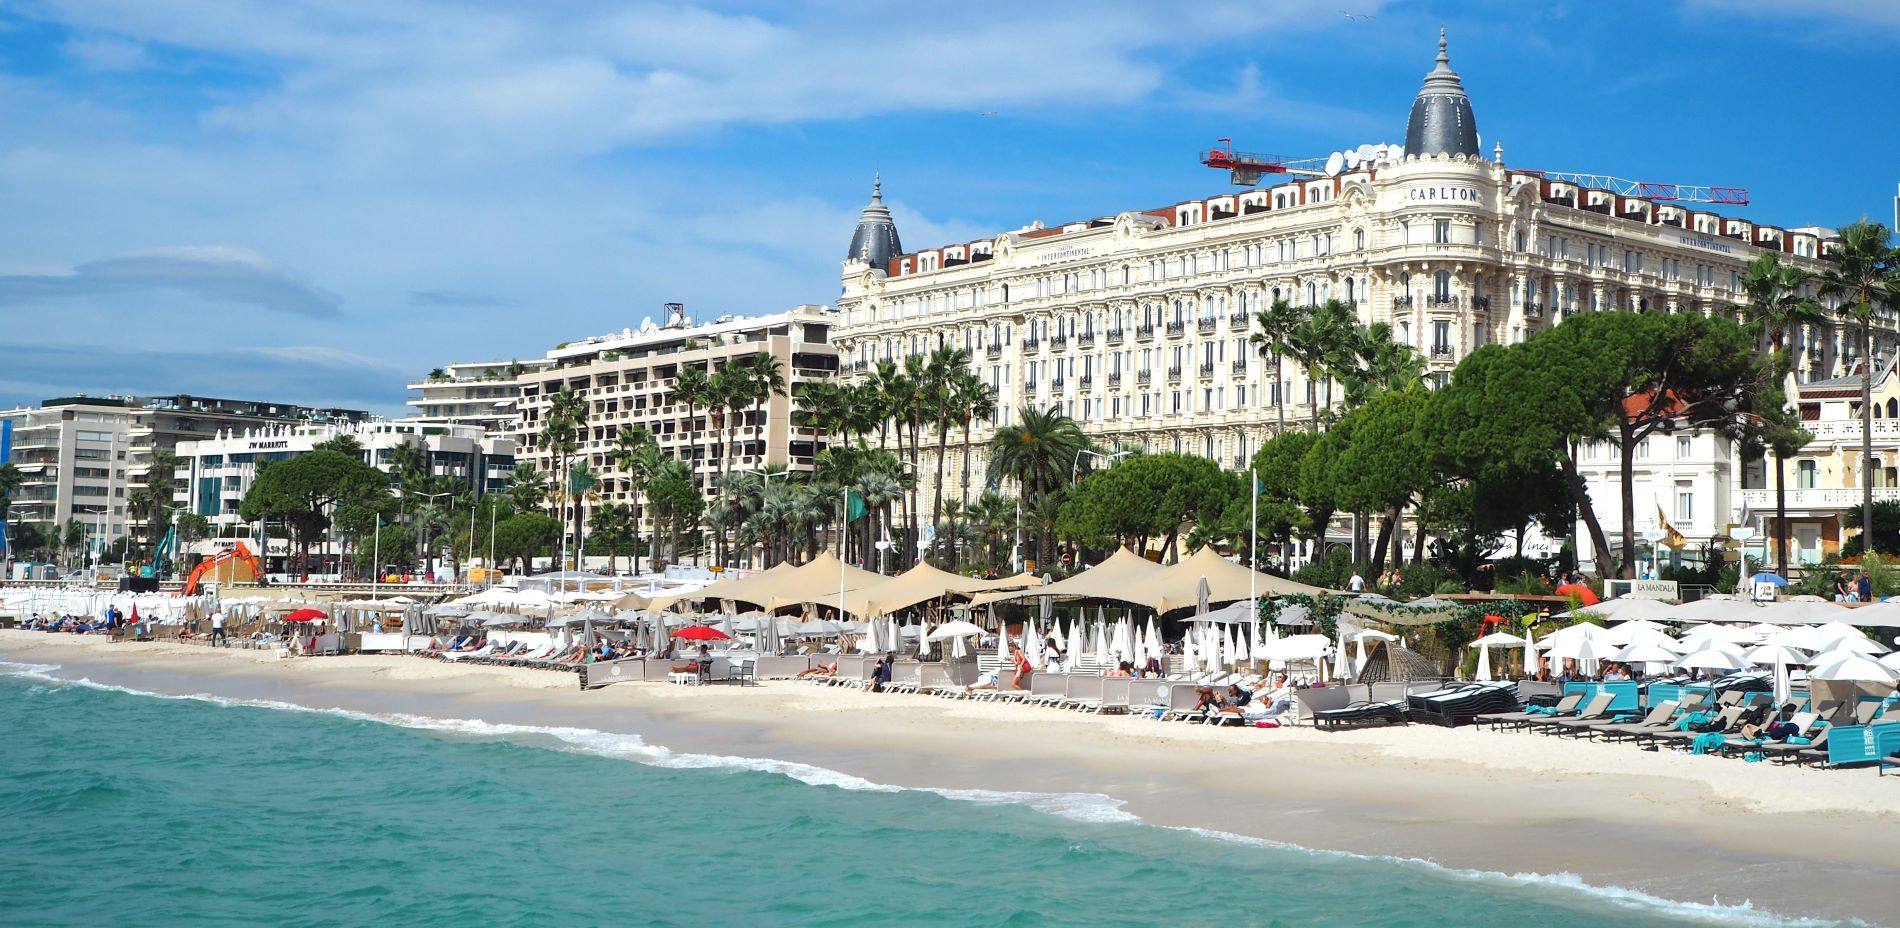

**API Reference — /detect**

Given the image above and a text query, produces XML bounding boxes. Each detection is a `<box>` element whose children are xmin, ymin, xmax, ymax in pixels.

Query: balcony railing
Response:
<box><xmin>1079</xmin><ymin>374</ymin><xmax>1093</xmax><ymax>388</ymax></box>
<box><xmin>1108</xmin><ymin>371</ymin><xmax>1123</xmax><ymax>386</ymax></box>
<box><xmin>1051</xmin><ymin>375</ymin><xmax>1066</xmax><ymax>390</ymax></box>
<box><xmin>1394</xmin><ymin>296</ymin><xmax>1414</xmax><ymax>308</ymax></box>
<box><xmin>1106</xmin><ymin>328</ymin><xmax>1125</xmax><ymax>345</ymax></box>
<box><xmin>1137</xmin><ymin>324</ymin><xmax>1156</xmax><ymax>341</ymax></box>
<box><xmin>1229</xmin><ymin>311</ymin><xmax>1249</xmax><ymax>327</ymax></box>
<box><xmin>1198</xmin><ymin>362</ymin><xmax>1216</xmax><ymax>378</ymax></box>
<box><xmin>1231</xmin><ymin>359</ymin><xmax>1247</xmax><ymax>374</ymax></box>
<box><xmin>1167</xmin><ymin>366</ymin><xmax>1183</xmax><ymax>381</ymax></box>
<box><xmin>1428</xmin><ymin>295</ymin><xmax>1459</xmax><ymax>308</ymax></box>
<box><xmin>986</xmin><ymin>344</ymin><xmax>1003</xmax><ymax>359</ymax></box>
<box><xmin>1078</xmin><ymin>332</ymin><xmax>1096</xmax><ymax>349</ymax></box>
<box><xmin>1024</xmin><ymin>337</ymin><xmax>1042</xmax><ymax>352</ymax></box>
<box><xmin>1524</xmin><ymin>303</ymin><xmax>1545</xmax><ymax>320</ymax></box>
<box><xmin>1051</xmin><ymin>334</ymin><xmax>1068</xmax><ymax>350</ymax></box>
<box><xmin>1166</xmin><ymin>321</ymin><xmax>1186</xmax><ymax>337</ymax></box>
<box><xmin>1472</xmin><ymin>295</ymin><xmax>1492</xmax><ymax>311</ymax></box>
<box><xmin>1739</xmin><ymin>487</ymin><xmax>1900</xmax><ymax>510</ymax></box>
<box><xmin>1431</xmin><ymin>345</ymin><xmax>1455</xmax><ymax>359</ymax></box>
<box><xmin>1197</xmin><ymin>318</ymin><xmax>1217</xmax><ymax>334</ymax></box>
<box><xmin>1137</xmin><ymin>370</ymin><xmax>1153</xmax><ymax>384</ymax></box>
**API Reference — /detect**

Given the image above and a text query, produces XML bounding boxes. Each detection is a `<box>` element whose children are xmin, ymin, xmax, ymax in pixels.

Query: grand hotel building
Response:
<box><xmin>833</xmin><ymin>33</ymin><xmax>1860</xmax><ymax>528</ymax></box>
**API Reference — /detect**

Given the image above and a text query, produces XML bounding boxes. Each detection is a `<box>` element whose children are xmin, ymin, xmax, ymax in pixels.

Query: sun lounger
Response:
<box><xmin>1591</xmin><ymin>700</ymin><xmax>1681</xmax><ymax>742</ymax></box>
<box><xmin>1313</xmin><ymin>699</ymin><xmax>1409</xmax><ymax>730</ymax></box>
<box><xmin>1478</xmin><ymin>692</ymin><xmax>1582</xmax><ymax>731</ymax></box>
<box><xmin>1545</xmin><ymin>693</ymin><xmax>1621</xmax><ymax>737</ymax></box>
<box><xmin>1641</xmin><ymin>706</ymin><xmax>1745</xmax><ymax>748</ymax></box>
<box><xmin>1407</xmin><ymin>682</ymin><xmax>1519</xmax><ymax>728</ymax></box>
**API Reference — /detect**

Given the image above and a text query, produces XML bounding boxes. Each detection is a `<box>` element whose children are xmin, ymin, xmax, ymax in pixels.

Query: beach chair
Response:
<box><xmin>1518</xmin><ymin>692</ymin><xmax>1609</xmax><ymax>734</ymax></box>
<box><xmin>1542</xmin><ymin>693</ymin><xmax>1619</xmax><ymax>736</ymax></box>
<box><xmin>1061</xmin><ymin>674</ymin><xmax>1105</xmax><ymax>712</ymax></box>
<box><xmin>1592</xmin><ymin>700</ymin><xmax>1681</xmax><ymax>743</ymax></box>
<box><xmin>1755</xmin><ymin>726</ymin><xmax>1829</xmax><ymax>765</ymax></box>
<box><xmin>1313</xmin><ymin>699</ymin><xmax>1410</xmax><ymax>730</ymax></box>
<box><xmin>1641</xmin><ymin>706</ymin><xmax>1745</xmax><ymax>748</ymax></box>
<box><xmin>1479</xmin><ymin>692</ymin><xmax>1583</xmax><ymax>732</ymax></box>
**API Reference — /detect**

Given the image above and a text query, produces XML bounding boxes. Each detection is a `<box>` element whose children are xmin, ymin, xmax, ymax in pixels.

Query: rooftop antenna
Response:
<box><xmin>663</xmin><ymin>302</ymin><xmax>689</xmax><ymax>329</ymax></box>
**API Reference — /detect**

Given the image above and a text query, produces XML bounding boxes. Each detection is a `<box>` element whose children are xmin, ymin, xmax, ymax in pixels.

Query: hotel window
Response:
<box><xmin>1433</xmin><ymin>220</ymin><xmax>1451</xmax><ymax>244</ymax></box>
<box><xmin>1515</xmin><ymin>230</ymin><xmax>1527</xmax><ymax>251</ymax></box>
<box><xmin>1675</xmin><ymin>482</ymin><xmax>1694</xmax><ymax>524</ymax></box>
<box><xmin>1354</xmin><ymin>229</ymin><xmax>1365</xmax><ymax>250</ymax></box>
<box><xmin>1677</xmin><ymin>436</ymin><xmax>1692</xmax><ymax>459</ymax></box>
<box><xmin>1433</xmin><ymin>272</ymin><xmax>1452</xmax><ymax>301</ymax></box>
<box><xmin>1797</xmin><ymin>460</ymin><xmax>1816</xmax><ymax>489</ymax></box>
<box><xmin>1432</xmin><ymin>321</ymin><xmax>1450</xmax><ymax>353</ymax></box>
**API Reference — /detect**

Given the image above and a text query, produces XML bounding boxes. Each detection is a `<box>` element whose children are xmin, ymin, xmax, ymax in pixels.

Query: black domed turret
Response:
<box><xmin>846</xmin><ymin>173</ymin><xmax>903</xmax><ymax>273</ymax></box>
<box><xmin>1403</xmin><ymin>29</ymin><xmax>1480</xmax><ymax>158</ymax></box>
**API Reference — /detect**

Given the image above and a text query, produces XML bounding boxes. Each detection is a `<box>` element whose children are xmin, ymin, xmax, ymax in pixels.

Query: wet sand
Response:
<box><xmin>5</xmin><ymin>630</ymin><xmax>1896</xmax><ymax>926</ymax></box>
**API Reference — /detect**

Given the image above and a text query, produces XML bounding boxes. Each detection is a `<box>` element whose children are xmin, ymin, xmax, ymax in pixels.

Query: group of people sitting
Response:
<box><xmin>1536</xmin><ymin>658</ymin><xmax>1640</xmax><ymax>683</ymax></box>
<box><xmin>1190</xmin><ymin>674</ymin><xmax>1296</xmax><ymax>724</ymax></box>
<box><xmin>18</xmin><ymin>613</ymin><xmax>113</xmax><ymax>633</ymax></box>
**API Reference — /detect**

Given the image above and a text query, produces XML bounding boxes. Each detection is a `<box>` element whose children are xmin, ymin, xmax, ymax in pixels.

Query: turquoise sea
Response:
<box><xmin>0</xmin><ymin>662</ymin><xmax>1854</xmax><ymax>928</ymax></box>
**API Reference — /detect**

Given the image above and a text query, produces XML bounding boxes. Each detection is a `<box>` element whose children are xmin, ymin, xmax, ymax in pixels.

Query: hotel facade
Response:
<box><xmin>832</xmin><ymin>33</ymin><xmax>1865</xmax><ymax>563</ymax></box>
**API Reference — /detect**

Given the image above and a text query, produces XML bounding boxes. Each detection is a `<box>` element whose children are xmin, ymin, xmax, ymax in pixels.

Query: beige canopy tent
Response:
<box><xmin>840</xmin><ymin>563</ymin><xmax>1041</xmax><ymax>617</ymax></box>
<box><xmin>643</xmin><ymin>561</ymin><xmax>797</xmax><ymax>611</ymax></box>
<box><xmin>966</xmin><ymin>547</ymin><xmax>1166</xmax><ymax>608</ymax></box>
<box><xmin>762</xmin><ymin>551</ymin><xmax>889</xmax><ymax>611</ymax></box>
<box><xmin>1134</xmin><ymin>546</ymin><xmax>1324</xmax><ymax>612</ymax></box>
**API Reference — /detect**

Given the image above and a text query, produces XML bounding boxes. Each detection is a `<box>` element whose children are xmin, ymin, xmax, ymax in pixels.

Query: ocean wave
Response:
<box><xmin>0</xmin><ymin>661</ymin><xmax>1869</xmax><ymax>927</ymax></box>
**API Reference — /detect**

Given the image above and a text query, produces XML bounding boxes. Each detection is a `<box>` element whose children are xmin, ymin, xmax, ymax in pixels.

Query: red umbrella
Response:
<box><xmin>672</xmin><ymin>625</ymin><xmax>732</xmax><ymax>641</ymax></box>
<box><xmin>130</xmin><ymin>605</ymin><xmax>140</xmax><ymax>623</ymax></box>
<box><xmin>284</xmin><ymin>608</ymin><xmax>329</xmax><ymax>623</ymax></box>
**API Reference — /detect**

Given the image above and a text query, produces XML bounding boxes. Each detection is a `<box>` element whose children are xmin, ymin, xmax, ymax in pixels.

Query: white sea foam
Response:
<box><xmin>0</xmin><ymin>661</ymin><xmax>1869</xmax><ymax>926</ymax></box>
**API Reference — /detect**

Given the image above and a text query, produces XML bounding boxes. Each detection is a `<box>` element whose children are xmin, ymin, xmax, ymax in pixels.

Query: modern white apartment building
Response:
<box><xmin>174</xmin><ymin>421</ymin><xmax>516</xmax><ymax>532</ymax></box>
<box><xmin>832</xmin><ymin>31</ymin><xmax>1854</xmax><ymax>515</ymax></box>
<box><xmin>513</xmin><ymin>305</ymin><xmax>839</xmax><ymax>528</ymax></box>
<box><xmin>405</xmin><ymin>359</ymin><xmax>551</xmax><ymax>433</ymax></box>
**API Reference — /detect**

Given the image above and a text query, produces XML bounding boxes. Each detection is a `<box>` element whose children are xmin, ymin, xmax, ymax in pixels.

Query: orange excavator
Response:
<box><xmin>181</xmin><ymin>542</ymin><xmax>268</xmax><ymax>595</ymax></box>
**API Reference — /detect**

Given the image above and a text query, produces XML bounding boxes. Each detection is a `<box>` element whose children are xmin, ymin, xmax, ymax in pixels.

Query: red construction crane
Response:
<box><xmin>1514</xmin><ymin>170</ymin><xmax>1749</xmax><ymax>206</ymax></box>
<box><xmin>1200</xmin><ymin>139</ymin><xmax>1326</xmax><ymax>186</ymax></box>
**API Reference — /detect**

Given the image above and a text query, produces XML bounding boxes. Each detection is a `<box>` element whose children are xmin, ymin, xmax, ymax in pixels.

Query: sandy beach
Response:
<box><xmin>5</xmin><ymin>629</ymin><xmax>1896</xmax><ymax>926</ymax></box>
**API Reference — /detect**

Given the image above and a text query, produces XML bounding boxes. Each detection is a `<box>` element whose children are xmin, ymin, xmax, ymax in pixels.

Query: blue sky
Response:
<box><xmin>1</xmin><ymin>0</ymin><xmax>1896</xmax><ymax>415</ymax></box>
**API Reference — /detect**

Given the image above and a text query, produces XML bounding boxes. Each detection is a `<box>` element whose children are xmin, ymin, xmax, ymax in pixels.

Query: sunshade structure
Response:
<box><xmin>760</xmin><ymin>552</ymin><xmax>888</xmax><ymax>611</ymax></box>
<box><xmin>1134</xmin><ymin>546</ymin><xmax>1325</xmax><ymax>612</ymax></box>
<box><xmin>1558</xmin><ymin>597</ymin><xmax>1675</xmax><ymax>622</ymax></box>
<box><xmin>645</xmin><ymin>562</ymin><xmax>797</xmax><ymax>611</ymax></box>
<box><xmin>1662</xmin><ymin>597</ymin><xmax>1760</xmax><ymax>623</ymax></box>
<box><xmin>967</xmin><ymin>548</ymin><xmax>1165</xmax><ymax>608</ymax></box>
<box><xmin>1753</xmin><ymin>599</ymin><xmax>1852</xmax><ymax>626</ymax></box>
<box><xmin>839</xmin><ymin>562</ymin><xmax>1039</xmax><ymax>617</ymax></box>
<box><xmin>1840</xmin><ymin>600</ymin><xmax>1900</xmax><ymax>629</ymax></box>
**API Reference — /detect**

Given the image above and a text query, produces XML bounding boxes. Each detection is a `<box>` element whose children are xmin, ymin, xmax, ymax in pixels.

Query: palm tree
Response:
<box><xmin>951</xmin><ymin>368</ymin><xmax>997</xmax><ymax>532</ymax></box>
<box><xmin>670</xmin><ymin>362</ymin><xmax>714</xmax><ymax>488</ymax></box>
<box><xmin>796</xmin><ymin>380</ymin><xmax>847</xmax><ymax>460</ymax></box>
<box><xmin>608</xmin><ymin>426</ymin><xmax>657</xmax><ymax>573</ymax></box>
<box><xmin>508</xmin><ymin>463</ymin><xmax>551</xmax><ymax>513</ymax></box>
<box><xmin>1743</xmin><ymin>251</ymin><xmax>1826</xmax><ymax>577</ymax></box>
<box><xmin>541</xmin><ymin>384</ymin><xmax>588</xmax><ymax>563</ymax></box>
<box><xmin>1282</xmin><ymin>300</ymin><xmax>1356</xmax><ymax>431</ymax></box>
<box><xmin>987</xmin><ymin>405</ymin><xmax>1089</xmax><ymax>570</ymax></box>
<box><xmin>852</xmin><ymin>470</ymin><xmax>903</xmax><ymax>572</ymax></box>
<box><xmin>739</xmin><ymin>353</ymin><xmax>787</xmax><ymax>469</ymax></box>
<box><xmin>1816</xmin><ymin>220</ymin><xmax>1898</xmax><ymax>549</ymax></box>
<box><xmin>1342</xmin><ymin>320</ymin><xmax>1426</xmax><ymax>407</ymax></box>
<box><xmin>966</xmin><ymin>490</ymin><xmax>1017</xmax><ymax>575</ymax></box>
<box><xmin>588</xmin><ymin>502</ymin><xmax>636</xmax><ymax>573</ymax></box>
<box><xmin>925</xmin><ymin>346</ymin><xmax>972</xmax><ymax>528</ymax></box>
<box><xmin>1249</xmin><ymin>298</ymin><xmax>1299</xmax><ymax>436</ymax></box>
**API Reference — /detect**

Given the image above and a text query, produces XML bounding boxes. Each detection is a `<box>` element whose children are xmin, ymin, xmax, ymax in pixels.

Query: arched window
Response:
<box><xmin>1888</xmin><ymin>398</ymin><xmax>1898</xmax><ymax>419</ymax></box>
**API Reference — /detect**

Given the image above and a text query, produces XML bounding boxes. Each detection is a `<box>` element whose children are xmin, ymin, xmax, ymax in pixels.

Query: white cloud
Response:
<box><xmin>63</xmin><ymin>35</ymin><xmax>149</xmax><ymax>70</ymax></box>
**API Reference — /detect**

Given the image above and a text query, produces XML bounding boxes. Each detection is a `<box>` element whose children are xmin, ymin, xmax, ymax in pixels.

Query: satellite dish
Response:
<box><xmin>1342</xmin><ymin>149</ymin><xmax>1360</xmax><ymax>170</ymax></box>
<box><xmin>1324</xmin><ymin>151</ymin><xmax>1345</xmax><ymax>176</ymax></box>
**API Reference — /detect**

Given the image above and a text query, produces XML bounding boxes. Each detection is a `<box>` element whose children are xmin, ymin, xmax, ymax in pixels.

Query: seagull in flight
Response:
<box><xmin>1342</xmin><ymin>10</ymin><xmax>1372</xmax><ymax>20</ymax></box>
<box><xmin>980</xmin><ymin>111</ymin><xmax>998</xmax><ymax>117</ymax></box>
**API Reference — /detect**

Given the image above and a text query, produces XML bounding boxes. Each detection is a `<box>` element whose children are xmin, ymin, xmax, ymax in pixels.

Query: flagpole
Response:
<box><xmin>1249</xmin><ymin>467</ymin><xmax>1259</xmax><ymax>655</ymax></box>
<box><xmin>371</xmin><ymin>513</ymin><xmax>382</xmax><ymax>601</ymax></box>
<box><xmin>837</xmin><ymin>494</ymin><xmax>846</xmax><ymax>621</ymax></box>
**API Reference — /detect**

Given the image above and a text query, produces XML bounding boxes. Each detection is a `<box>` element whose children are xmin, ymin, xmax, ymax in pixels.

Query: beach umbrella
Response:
<box><xmin>916</xmin><ymin>621</ymin><xmax>934</xmax><ymax>658</ymax></box>
<box><xmin>1610</xmin><ymin>642</ymin><xmax>1680</xmax><ymax>665</ymax></box>
<box><xmin>1814</xmin><ymin>635</ymin><xmax>1884</xmax><ymax>656</ymax></box>
<box><xmin>1673</xmin><ymin>647</ymin><xmax>1747</xmax><ymax>673</ymax></box>
<box><xmin>1067</xmin><ymin>618</ymin><xmax>1084</xmax><ymax>665</ymax></box>
<box><xmin>1471</xmin><ymin>631</ymin><xmax>1525</xmax><ymax>648</ymax></box>
<box><xmin>995</xmin><ymin>621</ymin><xmax>1009</xmax><ymax>667</ymax></box>
<box><xmin>1330</xmin><ymin>626</ymin><xmax>1354</xmax><ymax>681</ymax></box>
<box><xmin>927</xmin><ymin>620</ymin><xmax>984</xmax><ymax>640</ymax></box>
<box><xmin>1024</xmin><ymin>619</ymin><xmax>1045</xmax><ymax>670</ymax></box>
<box><xmin>1523</xmin><ymin>627</ymin><xmax>1538</xmax><ymax>678</ymax></box>
<box><xmin>673</xmin><ymin>625</ymin><xmax>732</xmax><ymax>642</ymax></box>
<box><xmin>1877</xmin><ymin>651</ymin><xmax>1900</xmax><ymax>672</ymax></box>
<box><xmin>1749</xmin><ymin>571</ymin><xmax>1788</xmax><ymax>588</ymax></box>
<box><xmin>284</xmin><ymin>608</ymin><xmax>327</xmax><ymax>623</ymax></box>
<box><xmin>1807</xmin><ymin>653</ymin><xmax>1900</xmax><ymax>685</ymax></box>
<box><xmin>1475</xmin><ymin>640</ymin><xmax>1493</xmax><ymax>681</ymax></box>
<box><xmin>1095</xmin><ymin>618</ymin><xmax>1112</xmax><ymax>666</ymax></box>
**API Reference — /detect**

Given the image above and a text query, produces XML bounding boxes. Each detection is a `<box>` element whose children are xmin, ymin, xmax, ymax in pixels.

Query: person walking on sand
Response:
<box><xmin>210</xmin><ymin>611</ymin><xmax>228</xmax><ymax>648</ymax></box>
<box><xmin>1009</xmin><ymin>643</ymin><xmax>1033</xmax><ymax>691</ymax></box>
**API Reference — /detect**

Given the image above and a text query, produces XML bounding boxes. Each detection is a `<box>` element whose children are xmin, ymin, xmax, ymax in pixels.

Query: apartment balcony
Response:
<box><xmin>1136</xmin><ymin>324</ymin><xmax>1156</xmax><ymax>341</ymax></box>
<box><xmin>1803</xmin><ymin>419</ymin><xmax>1900</xmax><ymax>444</ymax></box>
<box><xmin>1394</xmin><ymin>296</ymin><xmax>1414</xmax><ymax>309</ymax></box>
<box><xmin>1051</xmin><ymin>375</ymin><xmax>1066</xmax><ymax>390</ymax></box>
<box><xmin>1428</xmin><ymin>296</ymin><xmax>1460</xmax><ymax>309</ymax></box>
<box><xmin>1166</xmin><ymin>366</ymin><xmax>1183</xmax><ymax>382</ymax></box>
<box><xmin>1738</xmin><ymin>487</ymin><xmax>1900</xmax><ymax>512</ymax></box>
<box><xmin>1024</xmin><ymin>337</ymin><xmax>1042</xmax><ymax>352</ymax></box>
<box><xmin>1025</xmin><ymin>379</ymin><xmax>1039</xmax><ymax>393</ymax></box>
<box><xmin>1431</xmin><ymin>345</ymin><xmax>1455</xmax><ymax>360</ymax></box>
<box><xmin>1137</xmin><ymin>370</ymin><xmax>1153</xmax><ymax>385</ymax></box>
<box><xmin>1079</xmin><ymin>374</ymin><xmax>1094</xmax><ymax>389</ymax></box>
<box><xmin>1166</xmin><ymin>321</ymin><xmax>1186</xmax><ymax>337</ymax></box>
<box><xmin>1472</xmin><ymin>295</ymin><xmax>1492</xmax><ymax>311</ymax></box>
<box><xmin>1197</xmin><ymin>318</ymin><xmax>1217</xmax><ymax>335</ymax></box>
<box><xmin>1229</xmin><ymin>311</ymin><xmax>1249</xmax><ymax>328</ymax></box>
<box><xmin>1052</xmin><ymin>334</ymin><xmax>1069</xmax><ymax>350</ymax></box>
<box><xmin>986</xmin><ymin>344</ymin><xmax>1004</xmax><ymax>359</ymax></box>
<box><xmin>1524</xmin><ymin>303</ymin><xmax>1546</xmax><ymax>320</ymax></box>
<box><xmin>1198</xmin><ymin>362</ymin><xmax>1216</xmax><ymax>379</ymax></box>
<box><xmin>1108</xmin><ymin>371</ymin><xmax>1123</xmax><ymax>387</ymax></box>
<box><xmin>1231</xmin><ymin>359</ymin><xmax>1247</xmax><ymax>375</ymax></box>
<box><xmin>1106</xmin><ymin>328</ymin><xmax>1125</xmax><ymax>345</ymax></box>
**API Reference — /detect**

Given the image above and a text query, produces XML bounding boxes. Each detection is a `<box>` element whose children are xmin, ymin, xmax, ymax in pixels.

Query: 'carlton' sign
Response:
<box><xmin>1405</xmin><ymin>184</ymin><xmax>1483</xmax><ymax>203</ymax></box>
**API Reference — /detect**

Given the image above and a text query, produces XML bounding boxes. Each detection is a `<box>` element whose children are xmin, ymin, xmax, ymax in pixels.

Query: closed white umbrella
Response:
<box><xmin>917</xmin><ymin>621</ymin><xmax>935</xmax><ymax>658</ymax></box>
<box><xmin>1024</xmin><ymin>620</ymin><xmax>1045</xmax><ymax>670</ymax></box>
<box><xmin>1067</xmin><ymin>618</ymin><xmax>1085</xmax><ymax>667</ymax></box>
<box><xmin>1475</xmin><ymin>640</ymin><xmax>1493</xmax><ymax>681</ymax></box>
<box><xmin>1094</xmin><ymin>619</ymin><xmax>1112</xmax><ymax>666</ymax></box>
<box><xmin>994</xmin><ymin>619</ymin><xmax>1010</xmax><ymax>666</ymax></box>
<box><xmin>1331</xmin><ymin>626</ymin><xmax>1355</xmax><ymax>681</ymax></box>
<box><xmin>1523</xmin><ymin>627</ymin><xmax>1539</xmax><ymax>679</ymax></box>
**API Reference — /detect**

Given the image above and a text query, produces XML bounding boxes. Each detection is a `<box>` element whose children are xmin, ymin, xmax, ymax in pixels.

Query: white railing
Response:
<box><xmin>1737</xmin><ymin>487</ymin><xmax>1900</xmax><ymax>509</ymax></box>
<box><xmin>1803</xmin><ymin>419</ymin><xmax>1900</xmax><ymax>442</ymax></box>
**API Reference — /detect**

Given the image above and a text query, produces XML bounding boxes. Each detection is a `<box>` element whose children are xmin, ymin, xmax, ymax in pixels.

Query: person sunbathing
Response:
<box><xmin>1103</xmin><ymin>661</ymin><xmax>1134</xmax><ymax>677</ymax></box>
<box><xmin>964</xmin><ymin>669</ymin><xmax>1001</xmax><ymax>693</ymax></box>
<box><xmin>795</xmin><ymin>662</ymin><xmax>839</xmax><ymax>678</ymax></box>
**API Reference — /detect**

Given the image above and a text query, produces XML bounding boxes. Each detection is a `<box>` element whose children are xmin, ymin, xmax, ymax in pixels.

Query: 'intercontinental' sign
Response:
<box><xmin>1030</xmin><ymin>244</ymin><xmax>1093</xmax><ymax>267</ymax></box>
<box><xmin>1676</xmin><ymin>234</ymin><xmax>1736</xmax><ymax>254</ymax></box>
